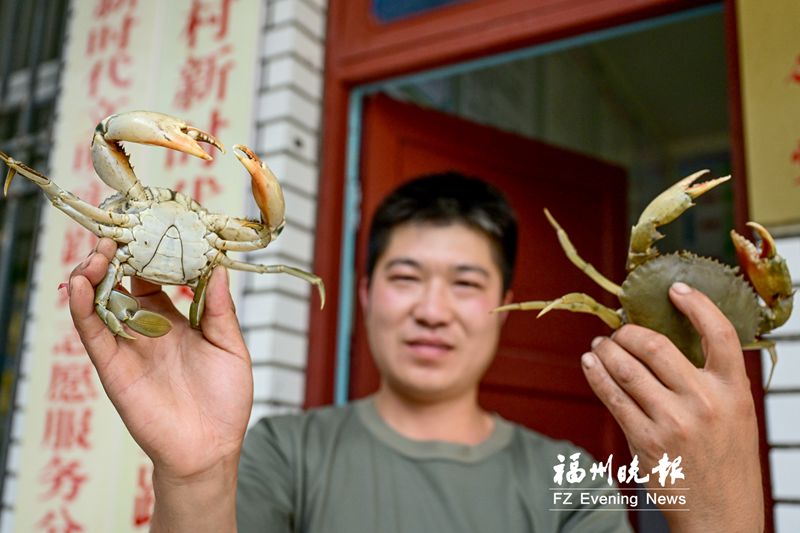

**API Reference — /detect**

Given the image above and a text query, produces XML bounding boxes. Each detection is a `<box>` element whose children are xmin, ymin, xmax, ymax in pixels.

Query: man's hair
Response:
<box><xmin>366</xmin><ymin>172</ymin><xmax>518</xmax><ymax>291</ymax></box>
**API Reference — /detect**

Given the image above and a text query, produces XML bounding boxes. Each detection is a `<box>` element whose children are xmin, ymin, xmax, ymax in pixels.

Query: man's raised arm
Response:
<box><xmin>68</xmin><ymin>238</ymin><xmax>254</xmax><ymax>532</ymax></box>
<box><xmin>582</xmin><ymin>282</ymin><xmax>764</xmax><ymax>533</ymax></box>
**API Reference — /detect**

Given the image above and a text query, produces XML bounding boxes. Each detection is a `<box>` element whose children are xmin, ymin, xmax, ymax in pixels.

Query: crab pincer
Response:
<box><xmin>731</xmin><ymin>222</ymin><xmax>794</xmax><ymax>332</ymax></box>
<box><xmin>233</xmin><ymin>145</ymin><xmax>286</xmax><ymax>233</ymax></box>
<box><xmin>628</xmin><ymin>170</ymin><xmax>730</xmax><ymax>269</ymax></box>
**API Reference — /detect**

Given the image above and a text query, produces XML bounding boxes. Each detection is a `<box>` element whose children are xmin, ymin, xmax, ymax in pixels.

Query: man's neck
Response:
<box><xmin>373</xmin><ymin>387</ymin><xmax>495</xmax><ymax>446</ymax></box>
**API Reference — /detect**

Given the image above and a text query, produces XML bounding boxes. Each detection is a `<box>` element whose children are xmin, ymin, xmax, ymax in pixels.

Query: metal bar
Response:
<box><xmin>17</xmin><ymin>0</ymin><xmax>49</xmax><ymax>137</ymax></box>
<box><xmin>0</xmin><ymin>0</ymin><xmax>22</xmax><ymax>102</ymax></box>
<box><xmin>334</xmin><ymin>88</ymin><xmax>365</xmax><ymax>406</ymax></box>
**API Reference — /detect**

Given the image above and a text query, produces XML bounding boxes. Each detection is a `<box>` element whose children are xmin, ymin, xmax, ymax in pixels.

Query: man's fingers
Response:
<box><xmin>611</xmin><ymin>324</ymin><xmax>698</xmax><ymax>393</ymax></box>
<box><xmin>68</xmin><ymin>273</ymin><xmax>119</xmax><ymax>368</ymax></box>
<box><xmin>590</xmin><ymin>336</ymin><xmax>675</xmax><ymax>418</ymax></box>
<box><xmin>581</xmin><ymin>351</ymin><xmax>652</xmax><ymax>435</ymax></box>
<box><xmin>668</xmin><ymin>282</ymin><xmax>745</xmax><ymax>380</ymax></box>
<box><xmin>69</xmin><ymin>239</ymin><xmax>116</xmax><ymax>286</ymax></box>
<box><xmin>200</xmin><ymin>267</ymin><xmax>248</xmax><ymax>356</ymax></box>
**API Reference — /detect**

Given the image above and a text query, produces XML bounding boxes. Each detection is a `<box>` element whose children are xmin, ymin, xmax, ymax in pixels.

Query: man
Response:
<box><xmin>68</xmin><ymin>173</ymin><xmax>764</xmax><ymax>532</ymax></box>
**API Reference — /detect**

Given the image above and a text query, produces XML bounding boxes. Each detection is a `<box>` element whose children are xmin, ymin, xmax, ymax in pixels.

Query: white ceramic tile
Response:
<box><xmin>763</xmin><ymin>341</ymin><xmax>800</xmax><ymax>389</ymax></box>
<box><xmin>775</xmin><ymin>503</ymin><xmax>800</xmax><ymax>533</ymax></box>
<box><xmin>766</xmin><ymin>394</ymin><xmax>800</xmax><ymax>443</ymax></box>
<box><xmin>240</xmin><ymin>292</ymin><xmax>310</xmax><ymax>331</ymax></box>
<box><xmin>770</xmin><ymin>449</ymin><xmax>800</xmax><ymax>499</ymax></box>
<box><xmin>245</xmin><ymin>327</ymin><xmax>309</xmax><ymax>367</ymax></box>
<box><xmin>258</xmin><ymin>88</ymin><xmax>321</xmax><ymax>131</ymax></box>
<box><xmin>252</xmin><ymin>364</ymin><xmax>305</xmax><ymax>403</ymax></box>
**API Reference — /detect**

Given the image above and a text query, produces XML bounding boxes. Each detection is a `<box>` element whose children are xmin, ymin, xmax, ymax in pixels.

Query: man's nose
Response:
<box><xmin>412</xmin><ymin>280</ymin><xmax>453</xmax><ymax>327</ymax></box>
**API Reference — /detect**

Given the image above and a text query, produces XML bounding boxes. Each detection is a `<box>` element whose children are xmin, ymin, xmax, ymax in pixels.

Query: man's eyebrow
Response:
<box><xmin>452</xmin><ymin>265</ymin><xmax>490</xmax><ymax>278</ymax></box>
<box><xmin>383</xmin><ymin>258</ymin><xmax>421</xmax><ymax>270</ymax></box>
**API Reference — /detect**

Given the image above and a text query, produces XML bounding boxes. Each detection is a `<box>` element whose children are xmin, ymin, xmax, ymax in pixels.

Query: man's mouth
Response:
<box><xmin>405</xmin><ymin>338</ymin><xmax>454</xmax><ymax>358</ymax></box>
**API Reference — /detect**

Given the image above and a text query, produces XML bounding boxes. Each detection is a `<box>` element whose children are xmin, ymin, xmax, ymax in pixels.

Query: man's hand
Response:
<box><xmin>582</xmin><ymin>282</ymin><xmax>763</xmax><ymax>533</ymax></box>
<box><xmin>69</xmin><ymin>238</ymin><xmax>253</xmax><ymax>531</ymax></box>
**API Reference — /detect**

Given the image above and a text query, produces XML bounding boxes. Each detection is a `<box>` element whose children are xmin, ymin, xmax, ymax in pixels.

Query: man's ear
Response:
<box><xmin>358</xmin><ymin>276</ymin><xmax>370</xmax><ymax>311</ymax></box>
<box><xmin>499</xmin><ymin>290</ymin><xmax>514</xmax><ymax>325</ymax></box>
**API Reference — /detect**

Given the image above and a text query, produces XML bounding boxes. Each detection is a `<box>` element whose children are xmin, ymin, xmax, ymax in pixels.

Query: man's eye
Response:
<box><xmin>390</xmin><ymin>275</ymin><xmax>419</xmax><ymax>283</ymax></box>
<box><xmin>454</xmin><ymin>280</ymin><xmax>482</xmax><ymax>289</ymax></box>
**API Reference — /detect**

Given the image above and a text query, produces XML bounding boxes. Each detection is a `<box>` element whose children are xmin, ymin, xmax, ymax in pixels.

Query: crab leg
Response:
<box><xmin>742</xmin><ymin>338</ymin><xmax>778</xmax><ymax>390</ymax></box>
<box><xmin>187</xmin><ymin>252</ymin><xmax>225</xmax><ymax>328</ymax></box>
<box><xmin>94</xmin><ymin>247</ymin><xmax>172</xmax><ymax>338</ymax></box>
<box><xmin>92</xmin><ymin>111</ymin><xmax>225</xmax><ymax>200</ymax></box>
<box><xmin>494</xmin><ymin>292</ymin><xmax>622</xmax><ymax>329</ymax></box>
<box><xmin>215</xmin><ymin>254</ymin><xmax>325</xmax><ymax>309</ymax></box>
<box><xmin>1</xmin><ymin>151</ymin><xmax>136</xmax><ymax>228</ymax></box>
<box><xmin>205</xmin><ymin>233</ymin><xmax>273</xmax><ymax>252</ymax></box>
<box><xmin>543</xmin><ymin>209</ymin><xmax>622</xmax><ymax>296</ymax></box>
<box><xmin>55</xmin><ymin>203</ymin><xmax>135</xmax><ymax>242</ymax></box>
<box><xmin>628</xmin><ymin>170</ymin><xmax>730</xmax><ymax>270</ymax></box>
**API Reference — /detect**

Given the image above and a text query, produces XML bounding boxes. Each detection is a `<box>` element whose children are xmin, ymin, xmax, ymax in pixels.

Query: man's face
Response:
<box><xmin>360</xmin><ymin>222</ymin><xmax>512</xmax><ymax>403</ymax></box>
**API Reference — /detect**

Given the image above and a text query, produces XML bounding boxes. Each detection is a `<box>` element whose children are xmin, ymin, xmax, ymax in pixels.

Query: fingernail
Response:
<box><xmin>672</xmin><ymin>282</ymin><xmax>691</xmax><ymax>294</ymax></box>
<box><xmin>581</xmin><ymin>352</ymin><xmax>596</xmax><ymax>369</ymax></box>
<box><xmin>591</xmin><ymin>336</ymin><xmax>604</xmax><ymax>349</ymax></box>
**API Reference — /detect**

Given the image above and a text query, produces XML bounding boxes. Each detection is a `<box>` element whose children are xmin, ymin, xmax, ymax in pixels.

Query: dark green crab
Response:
<box><xmin>496</xmin><ymin>171</ymin><xmax>794</xmax><ymax>385</ymax></box>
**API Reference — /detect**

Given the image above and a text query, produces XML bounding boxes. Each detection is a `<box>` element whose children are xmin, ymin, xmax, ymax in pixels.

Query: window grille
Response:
<box><xmin>0</xmin><ymin>0</ymin><xmax>69</xmax><ymax>514</ymax></box>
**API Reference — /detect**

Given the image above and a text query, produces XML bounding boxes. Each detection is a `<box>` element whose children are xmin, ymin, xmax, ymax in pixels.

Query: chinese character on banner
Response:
<box><xmin>792</xmin><ymin>140</ymin><xmax>800</xmax><ymax>186</ymax></box>
<box><xmin>93</xmin><ymin>0</ymin><xmax>138</xmax><ymax>18</ymax></box>
<box><xmin>52</xmin><ymin>327</ymin><xmax>89</xmax><ymax>357</ymax></box>
<box><xmin>40</xmin><ymin>457</ymin><xmax>88</xmax><ymax>502</ymax></box>
<box><xmin>42</xmin><ymin>407</ymin><xmax>93</xmax><ymax>451</ymax></box>
<box><xmin>173</xmin><ymin>45</ymin><xmax>234</xmax><ymax>110</ymax></box>
<box><xmin>36</xmin><ymin>507</ymin><xmax>85</xmax><ymax>533</ymax></box>
<box><xmin>787</xmin><ymin>54</ymin><xmax>800</xmax><ymax>85</ymax></box>
<box><xmin>184</xmin><ymin>0</ymin><xmax>234</xmax><ymax>48</ymax></box>
<box><xmin>88</xmin><ymin>54</ymin><xmax>134</xmax><ymax>97</ymax></box>
<box><xmin>47</xmin><ymin>363</ymin><xmax>98</xmax><ymax>403</ymax></box>
<box><xmin>132</xmin><ymin>463</ymin><xmax>155</xmax><ymax>527</ymax></box>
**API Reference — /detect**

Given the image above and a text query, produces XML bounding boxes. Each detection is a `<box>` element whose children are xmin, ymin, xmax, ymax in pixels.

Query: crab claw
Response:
<box><xmin>233</xmin><ymin>145</ymin><xmax>286</xmax><ymax>233</ymax></box>
<box><xmin>104</xmin><ymin>289</ymin><xmax>172</xmax><ymax>338</ymax></box>
<box><xmin>628</xmin><ymin>170</ymin><xmax>731</xmax><ymax>269</ymax></box>
<box><xmin>101</xmin><ymin>111</ymin><xmax>225</xmax><ymax>161</ymax></box>
<box><xmin>1</xmin><ymin>150</ymin><xmax>51</xmax><ymax>196</ymax></box>
<box><xmin>731</xmin><ymin>222</ymin><xmax>794</xmax><ymax>330</ymax></box>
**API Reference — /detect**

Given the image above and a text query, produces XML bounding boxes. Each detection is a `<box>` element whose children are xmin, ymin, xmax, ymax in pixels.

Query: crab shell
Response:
<box><xmin>620</xmin><ymin>251</ymin><xmax>759</xmax><ymax>367</ymax></box>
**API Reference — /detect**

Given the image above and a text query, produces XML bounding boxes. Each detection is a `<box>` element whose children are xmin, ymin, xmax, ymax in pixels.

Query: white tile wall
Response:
<box><xmin>767</xmin><ymin>235</ymin><xmax>800</xmax><ymax>533</ymax></box>
<box><xmin>220</xmin><ymin>0</ymin><xmax>328</xmax><ymax>433</ymax></box>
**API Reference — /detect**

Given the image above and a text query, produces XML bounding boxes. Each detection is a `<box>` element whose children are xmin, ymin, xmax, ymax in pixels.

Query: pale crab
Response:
<box><xmin>495</xmin><ymin>171</ymin><xmax>794</xmax><ymax>385</ymax></box>
<box><xmin>1</xmin><ymin>110</ymin><xmax>325</xmax><ymax>339</ymax></box>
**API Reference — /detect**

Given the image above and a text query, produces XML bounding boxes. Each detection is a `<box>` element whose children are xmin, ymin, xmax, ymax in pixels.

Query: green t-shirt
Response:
<box><xmin>237</xmin><ymin>397</ymin><xmax>633</xmax><ymax>532</ymax></box>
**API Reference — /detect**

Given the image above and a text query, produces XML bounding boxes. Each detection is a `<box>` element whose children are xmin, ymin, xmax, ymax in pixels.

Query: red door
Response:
<box><xmin>351</xmin><ymin>94</ymin><xmax>630</xmax><ymax>462</ymax></box>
